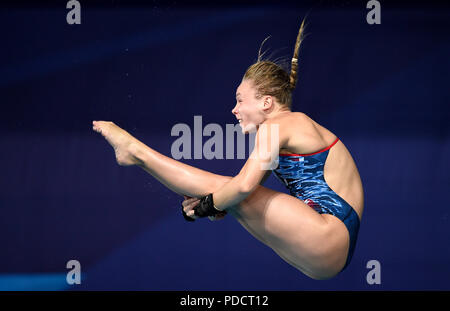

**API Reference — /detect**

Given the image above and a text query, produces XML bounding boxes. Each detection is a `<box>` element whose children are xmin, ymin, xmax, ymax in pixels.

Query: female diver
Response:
<box><xmin>92</xmin><ymin>20</ymin><xmax>364</xmax><ymax>280</ymax></box>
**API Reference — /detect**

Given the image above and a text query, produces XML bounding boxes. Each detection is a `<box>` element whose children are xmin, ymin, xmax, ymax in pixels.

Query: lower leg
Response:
<box><xmin>93</xmin><ymin>121</ymin><xmax>232</xmax><ymax>198</ymax></box>
<box><xmin>131</xmin><ymin>139</ymin><xmax>234</xmax><ymax>198</ymax></box>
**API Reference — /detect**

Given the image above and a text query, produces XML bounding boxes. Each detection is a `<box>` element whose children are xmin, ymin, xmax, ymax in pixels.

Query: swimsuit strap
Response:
<box><xmin>280</xmin><ymin>137</ymin><xmax>339</xmax><ymax>157</ymax></box>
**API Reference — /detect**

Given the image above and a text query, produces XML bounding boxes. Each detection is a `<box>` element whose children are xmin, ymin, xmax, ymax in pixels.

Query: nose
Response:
<box><xmin>232</xmin><ymin>103</ymin><xmax>239</xmax><ymax>116</ymax></box>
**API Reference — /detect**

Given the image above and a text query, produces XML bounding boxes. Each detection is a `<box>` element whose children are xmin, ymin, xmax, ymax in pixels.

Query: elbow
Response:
<box><xmin>236</xmin><ymin>172</ymin><xmax>260</xmax><ymax>195</ymax></box>
<box><xmin>239</xmin><ymin>180</ymin><xmax>257</xmax><ymax>195</ymax></box>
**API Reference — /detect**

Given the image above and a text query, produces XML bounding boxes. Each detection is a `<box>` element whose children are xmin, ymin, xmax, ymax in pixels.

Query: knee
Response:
<box><xmin>306</xmin><ymin>239</ymin><xmax>348</xmax><ymax>280</ymax></box>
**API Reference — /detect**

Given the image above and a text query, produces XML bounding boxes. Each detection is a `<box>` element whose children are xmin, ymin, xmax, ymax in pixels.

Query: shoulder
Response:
<box><xmin>271</xmin><ymin>112</ymin><xmax>335</xmax><ymax>153</ymax></box>
<box><xmin>263</xmin><ymin>111</ymin><xmax>314</xmax><ymax>137</ymax></box>
<box><xmin>266</xmin><ymin>111</ymin><xmax>310</xmax><ymax>125</ymax></box>
<box><xmin>262</xmin><ymin>111</ymin><xmax>308</xmax><ymax>125</ymax></box>
<box><xmin>257</xmin><ymin>112</ymin><xmax>311</xmax><ymax>149</ymax></box>
<box><xmin>280</xmin><ymin>112</ymin><xmax>339</xmax><ymax>154</ymax></box>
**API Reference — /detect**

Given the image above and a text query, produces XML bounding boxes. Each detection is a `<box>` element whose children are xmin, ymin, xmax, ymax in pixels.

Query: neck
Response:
<box><xmin>266</xmin><ymin>107</ymin><xmax>291</xmax><ymax>120</ymax></box>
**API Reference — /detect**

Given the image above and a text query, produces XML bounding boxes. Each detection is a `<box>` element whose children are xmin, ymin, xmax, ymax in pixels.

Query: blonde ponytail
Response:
<box><xmin>289</xmin><ymin>18</ymin><xmax>306</xmax><ymax>90</ymax></box>
<box><xmin>243</xmin><ymin>17</ymin><xmax>308</xmax><ymax>109</ymax></box>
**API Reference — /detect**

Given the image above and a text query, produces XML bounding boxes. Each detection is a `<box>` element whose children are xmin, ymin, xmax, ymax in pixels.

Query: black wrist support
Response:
<box><xmin>193</xmin><ymin>193</ymin><xmax>222</xmax><ymax>218</ymax></box>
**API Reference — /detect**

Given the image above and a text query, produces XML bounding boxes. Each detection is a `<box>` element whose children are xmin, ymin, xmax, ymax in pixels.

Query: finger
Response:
<box><xmin>183</xmin><ymin>199</ymin><xmax>199</xmax><ymax>209</ymax></box>
<box><xmin>182</xmin><ymin>198</ymin><xmax>199</xmax><ymax>207</ymax></box>
<box><xmin>183</xmin><ymin>205</ymin><xmax>192</xmax><ymax>213</ymax></box>
<box><xmin>184</xmin><ymin>199</ymin><xmax>200</xmax><ymax>212</ymax></box>
<box><xmin>184</xmin><ymin>204</ymin><xmax>200</xmax><ymax>214</ymax></box>
<box><xmin>184</xmin><ymin>197</ymin><xmax>198</xmax><ymax>204</ymax></box>
<box><xmin>189</xmin><ymin>199</ymin><xmax>200</xmax><ymax>205</ymax></box>
<box><xmin>188</xmin><ymin>199</ymin><xmax>200</xmax><ymax>207</ymax></box>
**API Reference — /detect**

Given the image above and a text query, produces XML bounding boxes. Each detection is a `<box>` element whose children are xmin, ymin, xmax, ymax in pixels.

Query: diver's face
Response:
<box><xmin>232</xmin><ymin>79</ymin><xmax>264</xmax><ymax>134</ymax></box>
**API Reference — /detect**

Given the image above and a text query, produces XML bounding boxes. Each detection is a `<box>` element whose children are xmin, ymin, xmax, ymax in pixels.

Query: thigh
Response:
<box><xmin>229</xmin><ymin>185</ymin><xmax>350</xmax><ymax>279</ymax></box>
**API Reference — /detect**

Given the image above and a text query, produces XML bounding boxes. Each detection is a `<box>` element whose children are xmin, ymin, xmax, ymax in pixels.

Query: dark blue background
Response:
<box><xmin>0</xmin><ymin>1</ymin><xmax>449</xmax><ymax>290</ymax></box>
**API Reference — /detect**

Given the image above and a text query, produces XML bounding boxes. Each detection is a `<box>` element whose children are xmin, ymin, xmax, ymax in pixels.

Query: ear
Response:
<box><xmin>261</xmin><ymin>95</ymin><xmax>274</xmax><ymax>112</ymax></box>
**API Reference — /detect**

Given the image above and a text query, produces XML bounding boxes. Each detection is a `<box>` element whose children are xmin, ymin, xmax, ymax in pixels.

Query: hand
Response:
<box><xmin>182</xmin><ymin>195</ymin><xmax>227</xmax><ymax>221</ymax></box>
<box><xmin>182</xmin><ymin>195</ymin><xmax>200</xmax><ymax>221</ymax></box>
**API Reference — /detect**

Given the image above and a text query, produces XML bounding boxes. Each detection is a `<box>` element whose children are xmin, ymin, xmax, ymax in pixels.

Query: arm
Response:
<box><xmin>212</xmin><ymin>121</ymin><xmax>286</xmax><ymax>210</ymax></box>
<box><xmin>182</xmin><ymin>169</ymin><xmax>272</xmax><ymax>221</ymax></box>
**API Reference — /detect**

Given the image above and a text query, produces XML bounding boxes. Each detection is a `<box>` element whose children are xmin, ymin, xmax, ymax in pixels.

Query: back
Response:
<box><xmin>277</xmin><ymin>112</ymin><xmax>364</xmax><ymax>219</ymax></box>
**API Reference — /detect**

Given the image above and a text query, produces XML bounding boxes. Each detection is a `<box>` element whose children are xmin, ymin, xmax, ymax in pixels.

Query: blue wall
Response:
<box><xmin>0</xmin><ymin>2</ymin><xmax>449</xmax><ymax>290</ymax></box>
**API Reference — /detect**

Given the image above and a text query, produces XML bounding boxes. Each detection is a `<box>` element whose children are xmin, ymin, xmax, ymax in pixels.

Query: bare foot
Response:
<box><xmin>92</xmin><ymin>121</ymin><xmax>140</xmax><ymax>166</ymax></box>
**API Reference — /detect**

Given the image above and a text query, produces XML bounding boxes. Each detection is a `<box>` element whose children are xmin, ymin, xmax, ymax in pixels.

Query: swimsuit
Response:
<box><xmin>272</xmin><ymin>137</ymin><xmax>360</xmax><ymax>270</ymax></box>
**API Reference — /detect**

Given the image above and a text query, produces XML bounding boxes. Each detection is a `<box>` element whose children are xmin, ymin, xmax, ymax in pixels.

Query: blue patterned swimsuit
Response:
<box><xmin>272</xmin><ymin>137</ymin><xmax>360</xmax><ymax>270</ymax></box>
